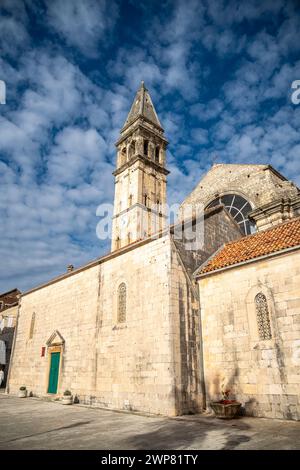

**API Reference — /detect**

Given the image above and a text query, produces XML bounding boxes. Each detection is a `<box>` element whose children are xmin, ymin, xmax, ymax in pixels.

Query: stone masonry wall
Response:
<box><xmin>170</xmin><ymin>239</ymin><xmax>202</xmax><ymax>414</ymax></box>
<box><xmin>198</xmin><ymin>249</ymin><xmax>300</xmax><ymax>420</ymax></box>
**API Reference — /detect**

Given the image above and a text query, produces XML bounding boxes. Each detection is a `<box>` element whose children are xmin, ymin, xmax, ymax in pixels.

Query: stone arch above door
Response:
<box><xmin>45</xmin><ymin>330</ymin><xmax>65</xmax><ymax>395</ymax></box>
<box><xmin>46</xmin><ymin>330</ymin><xmax>65</xmax><ymax>347</ymax></box>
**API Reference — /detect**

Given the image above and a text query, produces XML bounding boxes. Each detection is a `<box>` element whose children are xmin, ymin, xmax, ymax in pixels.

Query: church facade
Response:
<box><xmin>7</xmin><ymin>84</ymin><xmax>300</xmax><ymax>420</ymax></box>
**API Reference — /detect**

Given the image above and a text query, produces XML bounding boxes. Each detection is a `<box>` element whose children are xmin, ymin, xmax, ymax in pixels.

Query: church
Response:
<box><xmin>7</xmin><ymin>83</ymin><xmax>300</xmax><ymax>420</ymax></box>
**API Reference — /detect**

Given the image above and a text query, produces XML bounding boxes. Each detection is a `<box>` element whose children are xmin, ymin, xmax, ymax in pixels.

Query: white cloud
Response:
<box><xmin>1</xmin><ymin>0</ymin><xmax>300</xmax><ymax>293</ymax></box>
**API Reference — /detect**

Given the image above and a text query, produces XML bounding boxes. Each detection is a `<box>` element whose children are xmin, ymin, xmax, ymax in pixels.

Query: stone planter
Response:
<box><xmin>210</xmin><ymin>401</ymin><xmax>241</xmax><ymax>419</ymax></box>
<box><xmin>62</xmin><ymin>395</ymin><xmax>73</xmax><ymax>405</ymax></box>
<box><xmin>18</xmin><ymin>389</ymin><xmax>27</xmax><ymax>398</ymax></box>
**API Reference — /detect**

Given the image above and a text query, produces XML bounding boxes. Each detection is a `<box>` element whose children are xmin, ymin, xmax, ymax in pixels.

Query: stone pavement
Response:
<box><xmin>0</xmin><ymin>394</ymin><xmax>299</xmax><ymax>450</ymax></box>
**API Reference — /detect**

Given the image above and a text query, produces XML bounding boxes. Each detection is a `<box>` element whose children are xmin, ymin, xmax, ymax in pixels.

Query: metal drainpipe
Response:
<box><xmin>196</xmin><ymin>280</ymin><xmax>207</xmax><ymax>410</ymax></box>
<box><xmin>5</xmin><ymin>294</ymin><xmax>21</xmax><ymax>394</ymax></box>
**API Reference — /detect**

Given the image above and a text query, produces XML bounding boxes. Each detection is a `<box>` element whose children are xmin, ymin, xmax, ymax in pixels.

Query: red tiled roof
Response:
<box><xmin>198</xmin><ymin>217</ymin><xmax>300</xmax><ymax>275</ymax></box>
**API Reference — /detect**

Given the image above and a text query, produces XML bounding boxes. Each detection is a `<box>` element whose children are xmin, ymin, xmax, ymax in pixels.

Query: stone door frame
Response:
<box><xmin>45</xmin><ymin>330</ymin><xmax>65</xmax><ymax>396</ymax></box>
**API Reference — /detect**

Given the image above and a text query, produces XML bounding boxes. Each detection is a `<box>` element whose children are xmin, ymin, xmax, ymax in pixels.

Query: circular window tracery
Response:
<box><xmin>206</xmin><ymin>194</ymin><xmax>254</xmax><ymax>235</ymax></box>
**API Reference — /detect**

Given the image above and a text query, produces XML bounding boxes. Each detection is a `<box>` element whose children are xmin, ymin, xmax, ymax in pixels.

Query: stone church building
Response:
<box><xmin>7</xmin><ymin>83</ymin><xmax>300</xmax><ymax>420</ymax></box>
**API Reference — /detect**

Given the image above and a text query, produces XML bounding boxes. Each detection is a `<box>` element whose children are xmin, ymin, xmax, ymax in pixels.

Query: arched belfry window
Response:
<box><xmin>206</xmin><ymin>194</ymin><xmax>253</xmax><ymax>235</ymax></box>
<box><xmin>117</xmin><ymin>283</ymin><xmax>126</xmax><ymax>323</ymax></box>
<box><xmin>155</xmin><ymin>146</ymin><xmax>160</xmax><ymax>163</ymax></box>
<box><xmin>255</xmin><ymin>293</ymin><xmax>272</xmax><ymax>340</ymax></box>
<box><xmin>129</xmin><ymin>141</ymin><xmax>136</xmax><ymax>159</ymax></box>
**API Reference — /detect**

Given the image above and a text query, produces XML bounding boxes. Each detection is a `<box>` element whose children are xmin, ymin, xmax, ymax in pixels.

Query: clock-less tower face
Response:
<box><xmin>111</xmin><ymin>82</ymin><xmax>169</xmax><ymax>252</ymax></box>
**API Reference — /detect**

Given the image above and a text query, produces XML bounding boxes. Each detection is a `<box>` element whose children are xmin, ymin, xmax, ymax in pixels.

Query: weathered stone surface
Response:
<box><xmin>9</xmin><ymin>236</ymin><xmax>176</xmax><ymax>415</ymax></box>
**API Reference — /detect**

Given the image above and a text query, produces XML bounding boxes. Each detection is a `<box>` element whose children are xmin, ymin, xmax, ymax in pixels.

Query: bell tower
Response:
<box><xmin>111</xmin><ymin>82</ymin><xmax>169</xmax><ymax>251</ymax></box>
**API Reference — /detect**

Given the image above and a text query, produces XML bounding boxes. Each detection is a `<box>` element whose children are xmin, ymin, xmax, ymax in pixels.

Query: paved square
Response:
<box><xmin>0</xmin><ymin>394</ymin><xmax>299</xmax><ymax>450</ymax></box>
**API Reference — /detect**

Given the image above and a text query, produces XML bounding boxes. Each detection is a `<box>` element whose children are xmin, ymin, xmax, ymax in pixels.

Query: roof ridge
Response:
<box><xmin>198</xmin><ymin>216</ymin><xmax>300</xmax><ymax>275</ymax></box>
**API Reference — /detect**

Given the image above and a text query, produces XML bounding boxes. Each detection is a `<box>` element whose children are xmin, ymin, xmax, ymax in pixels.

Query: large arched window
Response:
<box><xmin>255</xmin><ymin>293</ymin><xmax>272</xmax><ymax>340</ymax></box>
<box><xmin>117</xmin><ymin>283</ymin><xmax>126</xmax><ymax>323</ymax></box>
<box><xmin>206</xmin><ymin>194</ymin><xmax>253</xmax><ymax>235</ymax></box>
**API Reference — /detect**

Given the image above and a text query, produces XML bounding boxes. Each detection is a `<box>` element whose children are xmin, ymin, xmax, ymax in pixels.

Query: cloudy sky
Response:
<box><xmin>0</xmin><ymin>0</ymin><xmax>300</xmax><ymax>292</ymax></box>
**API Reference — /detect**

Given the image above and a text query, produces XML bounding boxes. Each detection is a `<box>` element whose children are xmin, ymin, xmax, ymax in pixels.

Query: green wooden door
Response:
<box><xmin>48</xmin><ymin>352</ymin><xmax>60</xmax><ymax>394</ymax></box>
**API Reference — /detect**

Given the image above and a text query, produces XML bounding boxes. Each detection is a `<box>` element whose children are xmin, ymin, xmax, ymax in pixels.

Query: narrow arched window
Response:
<box><xmin>144</xmin><ymin>194</ymin><xmax>148</xmax><ymax>206</ymax></box>
<box><xmin>128</xmin><ymin>194</ymin><xmax>133</xmax><ymax>206</ymax></box>
<box><xmin>155</xmin><ymin>146</ymin><xmax>160</xmax><ymax>163</ymax></box>
<box><xmin>29</xmin><ymin>312</ymin><xmax>35</xmax><ymax>339</ymax></box>
<box><xmin>118</xmin><ymin>283</ymin><xmax>126</xmax><ymax>323</ymax></box>
<box><xmin>116</xmin><ymin>237</ymin><xmax>120</xmax><ymax>250</ymax></box>
<box><xmin>129</xmin><ymin>141</ymin><xmax>136</xmax><ymax>159</ymax></box>
<box><xmin>144</xmin><ymin>140</ymin><xmax>149</xmax><ymax>156</ymax></box>
<box><xmin>255</xmin><ymin>293</ymin><xmax>272</xmax><ymax>340</ymax></box>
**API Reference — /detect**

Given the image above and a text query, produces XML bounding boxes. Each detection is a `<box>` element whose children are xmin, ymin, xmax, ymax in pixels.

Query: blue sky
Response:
<box><xmin>0</xmin><ymin>0</ymin><xmax>300</xmax><ymax>292</ymax></box>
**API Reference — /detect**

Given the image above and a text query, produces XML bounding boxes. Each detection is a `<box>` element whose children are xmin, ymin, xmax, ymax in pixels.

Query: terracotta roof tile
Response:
<box><xmin>198</xmin><ymin>217</ymin><xmax>300</xmax><ymax>275</ymax></box>
<box><xmin>0</xmin><ymin>288</ymin><xmax>21</xmax><ymax>311</ymax></box>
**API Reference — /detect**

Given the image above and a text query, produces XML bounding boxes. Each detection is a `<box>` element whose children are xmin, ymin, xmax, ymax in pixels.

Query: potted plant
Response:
<box><xmin>18</xmin><ymin>386</ymin><xmax>27</xmax><ymax>398</ymax></box>
<box><xmin>62</xmin><ymin>390</ymin><xmax>73</xmax><ymax>405</ymax></box>
<box><xmin>210</xmin><ymin>388</ymin><xmax>241</xmax><ymax>419</ymax></box>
